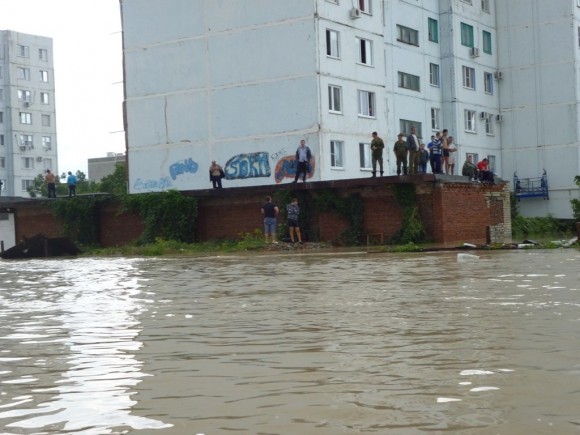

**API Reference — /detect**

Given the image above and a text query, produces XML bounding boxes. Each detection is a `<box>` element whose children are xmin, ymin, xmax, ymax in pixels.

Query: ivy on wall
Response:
<box><xmin>314</xmin><ymin>189</ymin><xmax>364</xmax><ymax>245</ymax></box>
<box><xmin>390</xmin><ymin>184</ymin><xmax>425</xmax><ymax>244</ymax></box>
<box><xmin>120</xmin><ymin>190</ymin><xmax>198</xmax><ymax>244</ymax></box>
<box><xmin>47</xmin><ymin>196</ymin><xmax>104</xmax><ymax>246</ymax></box>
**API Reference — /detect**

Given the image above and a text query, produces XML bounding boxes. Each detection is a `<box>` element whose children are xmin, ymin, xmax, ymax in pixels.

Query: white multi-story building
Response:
<box><xmin>120</xmin><ymin>0</ymin><xmax>580</xmax><ymax>218</ymax></box>
<box><xmin>0</xmin><ymin>30</ymin><xmax>58</xmax><ymax>197</ymax></box>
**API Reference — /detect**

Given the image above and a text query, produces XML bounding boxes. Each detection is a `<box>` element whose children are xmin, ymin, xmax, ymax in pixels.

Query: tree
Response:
<box><xmin>27</xmin><ymin>173</ymin><xmax>46</xmax><ymax>198</ymax></box>
<box><xmin>571</xmin><ymin>175</ymin><xmax>580</xmax><ymax>221</ymax></box>
<box><xmin>99</xmin><ymin>164</ymin><xmax>128</xmax><ymax>196</ymax></box>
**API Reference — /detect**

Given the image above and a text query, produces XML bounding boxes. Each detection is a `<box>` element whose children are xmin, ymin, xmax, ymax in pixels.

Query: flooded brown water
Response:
<box><xmin>0</xmin><ymin>249</ymin><xmax>579</xmax><ymax>434</ymax></box>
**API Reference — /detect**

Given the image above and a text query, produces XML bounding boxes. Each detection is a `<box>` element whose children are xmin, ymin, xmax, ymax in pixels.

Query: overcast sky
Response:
<box><xmin>0</xmin><ymin>0</ymin><xmax>124</xmax><ymax>177</ymax></box>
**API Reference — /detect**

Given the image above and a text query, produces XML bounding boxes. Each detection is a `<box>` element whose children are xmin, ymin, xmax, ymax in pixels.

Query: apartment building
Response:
<box><xmin>120</xmin><ymin>0</ymin><xmax>579</xmax><ymax>218</ymax></box>
<box><xmin>0</xmin><ymin>30</ymin><xmax>58</xmax><ymax>197</ymax></box>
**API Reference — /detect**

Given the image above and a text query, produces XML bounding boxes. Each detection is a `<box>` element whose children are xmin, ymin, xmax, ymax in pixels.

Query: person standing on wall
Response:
<box><xmin>406</xmin><ymin>126</ymin><xmax>420</xmax><ymax>174</ymax></box>
<box><xmin>393</xmin><ymin>133</ymin><xmax>408</xmax><ymax>176</ymax></box>
<box><xmin>66</xmin><ymin>171</ymin><xmax>77</xmax><ymax>197</ymax></box>
<box><xmin>261</xmin><ymin>196</ymin><xmax>280</xmax><ymax>243</ymax></box>
<box><xmin>209</xmin><ymin>160</ymin><xmax>224</xmax><ymax>188</ymax></box>
<box><xmin>370</xmin><ymin>131</ymin><xmax>385</xmax><ymax>177</ymax></box>
<box><xmin>293</xmin><ymin>139</ymin><xmax>312</xmax><ymax>183</ymax></box>
<box><xmin>45</xmin><ymin>169</ymin><xmax>57</xmax><ymax>198</ymax></box>
<box><xmin>286</xmin><ymin>197</ymin><xmax>302</xmax><ymax>243</ymax></box>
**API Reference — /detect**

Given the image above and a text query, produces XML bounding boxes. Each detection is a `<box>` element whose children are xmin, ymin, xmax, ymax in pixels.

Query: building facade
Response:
<box><xmin>88</xmin><ymin>152</ymin><xmax>126</xmax><ymax>183</ymax></box>
<box><xmin>120</xmin><ymin>0</ymin><xmax>579</xmax><ymax>218</ymax></box>
<box><xmin>0</xmin><ymin>30</ymin><xmax>58</xmax><ymax>197</ymax></box>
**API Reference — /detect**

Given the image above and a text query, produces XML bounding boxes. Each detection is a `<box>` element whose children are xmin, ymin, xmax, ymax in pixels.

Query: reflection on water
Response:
<box><xmin>0</xmin><ymin>250</ymin><xmax>579</xmax><ymax>434</ymax></box>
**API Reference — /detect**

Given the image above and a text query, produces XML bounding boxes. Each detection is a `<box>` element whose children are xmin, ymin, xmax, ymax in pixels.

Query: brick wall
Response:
<box><xmin>2</xmin><ymin>176</ymin><xmax>512</xmax><ymax>248</ymax></box>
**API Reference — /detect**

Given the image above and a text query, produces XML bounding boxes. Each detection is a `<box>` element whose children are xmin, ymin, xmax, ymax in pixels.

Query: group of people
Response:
<box><xmin>261</xmin><ymin>196</ymin><xmax>302</xmax><ymax>244</ymax></box>
<box><xmin>43</xmin><ymin>170</ymin><xmax>78</xmax><ymax>198</ymax></box>
<box><xmin>461</xmin><ymin>156</ymin><xmax>494</xmax><ymax>183</ymax></box>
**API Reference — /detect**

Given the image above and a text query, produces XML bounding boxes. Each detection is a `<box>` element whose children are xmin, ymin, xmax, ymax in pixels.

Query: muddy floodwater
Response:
<box><xmin>0</xmin><ymin>249</ymin><xmax>579</xmax><ymax>434</ymax></box>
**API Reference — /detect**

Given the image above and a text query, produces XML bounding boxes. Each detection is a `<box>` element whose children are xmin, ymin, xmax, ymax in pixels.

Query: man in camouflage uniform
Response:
<box><xmin>393</xmin><ymin>133</ymin><xmax>408</xmax><ymax>176</ymax></box>
<box><xmin>370</xmin><ymin>131</ymin><xmax>385</xmax><ymax>177</ymax></box>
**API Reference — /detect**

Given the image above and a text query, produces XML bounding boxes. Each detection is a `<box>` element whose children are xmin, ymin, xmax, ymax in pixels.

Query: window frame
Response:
<box><xmin>484</xmin><ymin>72</ymin><xmax>494</xmax><ymax>94</ymax></box>
<box><xmin>482</xmin><ymin>30</ymin><xmax>492</xmax><ymax>54</ymax></box>
<box><xmin>328</xmin><ymin>85</ymin><xmax>342</xmax><ymax>114</ymax></box>
<box><xmin>20</xmin><ymin>112</ymin><xmax>32</xmax><ymax>125</ymax></box>
<box><xmin>39</xmin><ymin>48</ymin><xmax>49</xmax><ymax>61</ymax></box>
<box><xmin>358</xmin><ymin>0</ymin><xmax>371</xmax><ymax>14</ymax></box>
<box><xmin>42</xmin><ymin>136</ymin><xmax>52</xmax><ymax>150</ymax></box>
<box><xmin>462</xmin><ymin>66</ymin><xmax>476</xmax><ymax>90</ymax></box>
<box><xmin>481</xmin><ymin>0</ymin><xmax>490</xmax><ymax>13</ymax></box>
<box><xmin>431</xmin><ymin>108</ymin><xmax>441</xmax><ymax>130</ymax></box>
<box><xmin>398</xmin><ymin>71</ymin><xmax>421</xmax><ymax>91</ymax></box>
<box><xmin>330</xmin><ymin>140</ymin><xmax>344</xmax><ymax>168</ymax></box>
<box><xmin>397</xmin><ymin>24</ymin><xmax>419</xmax><ymax>46</ymax></box>
<box><xmin>41</xmin><ymin>114</ymin><xmax>51</xmax><ymax>127</ymax></box>
<box><xmin>21</xmin><ymin>179</ymin><xmax>34</xmax><ymax>191</ymax></box>
<box><xmin>326</xmin><ymin>29</ymin><xmax>340</xmax><ymax>59</ymax></box>
<box><xmin>20</xmin><ymin>134</ymin><xmax>33</xmax><ymax>147</ymax></box>
<box><xmin>359</xmin><ymin>143</ymin><xmax>372</xmax><ymax>170</ymax></box>
<box><xmin>17</xmin><ymin>67</ymin><xmax>30</xmax><ymax>80</ymax></box>
<box><xmin>485</xmin><ymin>113</ymin><xmax>495</xmax><ymax>135</ymax></box>
<box><xmin>40</xmin><ymin>92</ymin><xmax>50</xmax><ymax>105</ymax></box>
<box><xmin>429</xmin><ymin>63</ymin><xmax>440</xmax><ymax>87</ymax></box>
<box><xmin>461</xmin><ymin>22</ymin><xmax>474</xmax><ymax>47</ymax></box>
<box><xmin>18</xmin><ymin>89</ymin><xmax>32</xmax><ymax>102</ymax></box>
<box><xmin>428</xmin><ymin>18</ymin><xmax>439</xmax><ymax>43</ymax></box>
<box><xmin>464</xmin><ymin>109</ymin><xmax>477</xmax><ymax>132</ymax></box>
<box><xmin>17</xmin><ymin>44</ymin><xmax>30</xmax><ymax>57</ymax></box>
<box><xmin>40</xmin><ymin>70</ymin><xmax>49</xmax><ymax>83</ymax></box>
<box><xmin>400</xmin><ymin>119</ymin><xmax>422</xmax><ymax>138</ymax></box>
<box><xmin>357</xmin><ymin>90</ymin><xmax>376</xmax><ymax>118</ymax></box>
<box><xmin>357</xmin><ymin>37</ymin><xmax>373</xmax><ymax>66</ymax></box>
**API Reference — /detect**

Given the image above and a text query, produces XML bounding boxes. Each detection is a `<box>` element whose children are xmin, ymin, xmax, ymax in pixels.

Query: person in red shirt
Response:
<box><xmin>477</xmin><ymin>158</ymin><xmax>494</xmax><ymax>183</ymax></box>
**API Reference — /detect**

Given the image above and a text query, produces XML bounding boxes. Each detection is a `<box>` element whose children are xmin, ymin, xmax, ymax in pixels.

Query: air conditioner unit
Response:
<box><xmin>19</xmin><ymin>145</ymin><xmax>26</xmax><ymax>151</ymax></box>
<box><xmin>23</xmin><ymin>101</ymin><xmax>30</xmax><ymax>107</ymax></box>
<box><xmin>495</xmin><ymin>114</ymin><xmax>504</xmax><ymax>122</ymax></box>
<box><xmin>350</xmin><ymin>7</ymin><xmax>361</xmax><ymax>18</ymax></box>
<box><xmin>36</xmin><ymin>156</ymin><xmax>43</xmax><ymax>162</ymax></box>
<box><xmin>494</xmin><ymin>71</ymin><xmax>503</xmax><ymax>80</ymax></box>
<box><xmin>470</xmin><ymin>47</ymin><xmax>480</xmax><ymax>57</ymax></box>
<box><xmin>480</xmin><ymin>111</ymin><xmax>487</xmax><ymax>120</ymax></box>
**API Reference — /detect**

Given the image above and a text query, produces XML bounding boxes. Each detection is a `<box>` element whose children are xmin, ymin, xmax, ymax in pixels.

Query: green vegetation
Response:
<box><xmin>571</xmin><ymin>175</ymin><xmax>580</xmax><ymax>221</ymax></box>
<box><xmin>47</xmin><ymin>196</ymin><xmax>105</xmax><ymax>246</ymax></box>
<box><xmin>314</xmin><ymin>189</ymin><xmax>364</xmax><ymax>245</ymax></box>
<box><xmin>389</xmin><ymin>184</ymin><xmax>425</xmax><ymax>244</ymax></box>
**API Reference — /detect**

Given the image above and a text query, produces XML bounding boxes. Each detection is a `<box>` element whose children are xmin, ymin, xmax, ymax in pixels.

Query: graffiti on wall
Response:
<box><xmin>224</xmin><ymin>152</ymin><xmax>270</xmax><ymax>180</ymax></box>
<box><xmin>169</xmin><ymin>158</ymin><xmax>199</xmax><ymax>181</ymax></box>
<box><xmin>274</xmin><ymin>155</ymin><xmax>316</xmax><ymax>184</ymax></box>
<box><xmin>133</xmin><ymin>177</ymin><xmax>173</xmax><ymax>191</ymax></box>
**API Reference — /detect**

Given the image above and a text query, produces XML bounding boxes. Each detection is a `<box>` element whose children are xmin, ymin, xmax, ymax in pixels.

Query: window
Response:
<box><xmin>0</xmin><ymin>180</ymin><xmax>5</xmax><ymax>191</ymax></box>
<box><xmin>17</xmin><ymin>45</ymin><xmax>29</xmax><ymax>57</ymax></box>
<box><xmin>18</xmin><ymin>89</ymin><xmax>32</xmax><ymax>102</ymax></box>
<box><xmin>0</xmin><ymin>134</ymin><xmax>4</xmax><ymax>145</ymax></box>
<box><xmin>0</xmin><ymin>65</ymin><xmax>2</xmax><ymax>78</ymax></box>
<box><xmin>357</xmin><ymin>37</ymin><xmax>373</xmax><ymax>66</ymax></box>
<box><xmin>487</xmin><ymin>155</ymin><xmax>496</xmax><ymax>172</ymax></box>
<box><xmin>461</xmin><ymin>23</ymin><xmax>474</xmax><ymax>47</ymax></box>
<box><xmin>466</xmin><ymin>152</ymin><xmax>479</xmax><ymax>166</ymax></box>
<box><xmin>358</xmin><ymin>0</ymin><xmax>371</xmax><ymax>13</ymax></box>
<box><xmin>462</xmin><ymin>66</ymin><xmax>476</xmax><ymax>89</ymax></box>
<box><xmin>400</xmin><ymin>120</ymin><xmax>422</xmax><ymax>138</ymax></box>
<box><xmin>485</xmin><ymin>113</ymin><xmax>495</xmax><ymax>135</ymax></box>
<box><xmin>328</xmin><ymin>85</ymin><xmax>342</xmax><ymax>113</ymax></box>
<box><xmin>578</xmin><ymin>27</ymin><xmax>580</xmax><ymax>48</ymax></box>
<box><xmin>22</xmin><ymin>157</ymin><xmax>35</xmax><ymax>169</ymax></box>
<box><xmin>326</xmin><ymin>29</ymin><xmax>340</xmax><ymax>58</ymax></box>
<box><xmin>484</xmin><ymin>72</ymin><xmax>494</xmax><ymax>94</ymax></box>
<box><xmin>0</xmin><ymin>157</ymin><xmax>4</xmax><ymax>168</ymax></box>
<box><xmin>18</xmin><ymin>67</ymin><xmax>30</xmax><ymax>80</ymax></box>
<box><xmin>40</xmin><ymin>70</ymin><xmax>49</xmax><ymax>83</ymax></box>
<box><xmin>462</xmin><ymin>0</ymin><xmax>473</xmax><ymax>3</ymax></box>
<box><xmin>429</xmin><ymin>63</ymin><xmax>440</xmax><ymax>87</ymax></box>
<box><xmin>482</xmin><ymin>31</ymin><xmax>492</xmax><ymax>54</ymax></box>
<box><xmin>20</xmin><ymin>112</ymin><xmax>32</xmax><ymax>124</ymax></box>
<box><xmin>481</xmin><ymin>0</ymin><xmax>490</xmax><ymax>13</ymax></box>
<box><xmin>0</xmin><ymin>89</ymin><xmax>3</xmax><ymax>101</ymax></box>
<box><xmin>20</xmin><ymin>134</ymin><xmax>33</xmax><ymax>147</ymax></box>
<box><xmin>39</xmin><ymin>48</ymin><xmax>49</xmax><ymax>61</ymax></box>
<box><xmin>330</xmin><ymin>140</ymin><xmax>344</xmax><ymax>168</ymax></box>
<box><xmin>465</xmin><ymin>109</ymin><xmax>477</xmax><ymax>132</ymax></box>
<box><xmin>431</xmin><ymin>108</ymin><xmax>441</xmax><ymax>130</ymax></box>
<box><xmin>0</xmin><ymin>112</ymin><xmax>3</xmax><ymax>123</ymax></box>
<box><xmin>22</xmin><ymin>179</ymin><xmax>34</xmax><ymax>191</ymax></box>
<box><xmin>42</xmin><ymin>136</ymin><xmax>52</xmax><ymax>150</ymax></box>
<box><xmin>357</xmin><ymin>90</ymin><xmax>375</xmax><ymax>117</ymax></box>
<box><xmin>359</xmin><ymin>143</ymin><xmax>372</xmax><ymax>169</ymax></box>
<box><xmin>397</xmin><ymin>25</ymin><xmax>419</xmax><ymax>46</ymax></box>
<box><xmin>428</xmin><ymin>18</ymin><xmax>439</xmax><ymax>43</ymax></box>
<box><xmin>40</xmin><ymin>92</ymin><xmax>49</xmax><ymax>104</ymax></box>
<box><xmin>42</xmin><ymin>114</ymin><xmax>51</xmax><ymax>127</ymax></box>
<box><xmin>398</xmin><ymin>71</ymin><xmax>420</xmax><ymax>91</ymax></box>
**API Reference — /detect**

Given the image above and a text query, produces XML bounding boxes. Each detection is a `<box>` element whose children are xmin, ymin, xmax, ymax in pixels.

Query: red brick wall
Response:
<box><xmin>4</xmin><ymin>177</ymin><xmax>511</xmax><ymax>248</ymax></box>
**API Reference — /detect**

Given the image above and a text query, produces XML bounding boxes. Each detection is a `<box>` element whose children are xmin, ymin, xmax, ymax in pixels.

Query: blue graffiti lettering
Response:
<box><xmin>133</xmin><ymin>177</ymin><xmax>173</xmax><ymax>191</ymax></box>
<box><xmin>169</xmin><ymin>158</ymin><xmax>199</xmax><ymax>180</ymax></box>
<box><xmin>225</xmin><ymin>152</ymin><xmax>271</xmax><ymax>180</ymax></box>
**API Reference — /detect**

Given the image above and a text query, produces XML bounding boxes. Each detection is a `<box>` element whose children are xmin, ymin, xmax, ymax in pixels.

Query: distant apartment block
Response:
<box><xmin>120</xmin><ymin>0</ymin><xmax>580</xmax><ymax>218</ymax></box>
<box><xmin>88</xmin><ymin>152</ymin><xmax>126</xmax><ymax>183</ymax></box>
<box><xmin>0</xmin><ymin>30</ymin><xmax>58</xmax><ymax>197</ymax></box>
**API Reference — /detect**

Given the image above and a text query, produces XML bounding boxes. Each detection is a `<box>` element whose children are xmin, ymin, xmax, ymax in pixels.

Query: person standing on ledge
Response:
<box><xmin>370</xmin><ymin>131</ymin><xmax>385</xmax><ymax>177</ymax></box>
<box><xmin>293</xmin><ymin>139</ymin><xmax>312</xmax><ymax>183</ymax></box>
<box><xmin>209</xmin><ymin>160</ymin><xmax>224</xmax><ymax>188</ymax></box>
<box><xmin>261</xmin><ymin>196</ymin><xmax>279</xmax><ymax>243</ymax></box>
<box><xmin>66</xmin><ymin>171</ymin><xmax>77</xmax><ymax>197</ymax></box>
<box><xmin>45</xmin><ymin>169</ymin><xmax>57</xmax><ymax>198</ymax></box>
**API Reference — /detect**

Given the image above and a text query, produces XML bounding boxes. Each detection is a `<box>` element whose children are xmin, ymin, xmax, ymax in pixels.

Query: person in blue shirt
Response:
<box><xmin>66</xmin><ymin>171</ymin><xmax>78</xmax><ymax>197</ymax></box>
